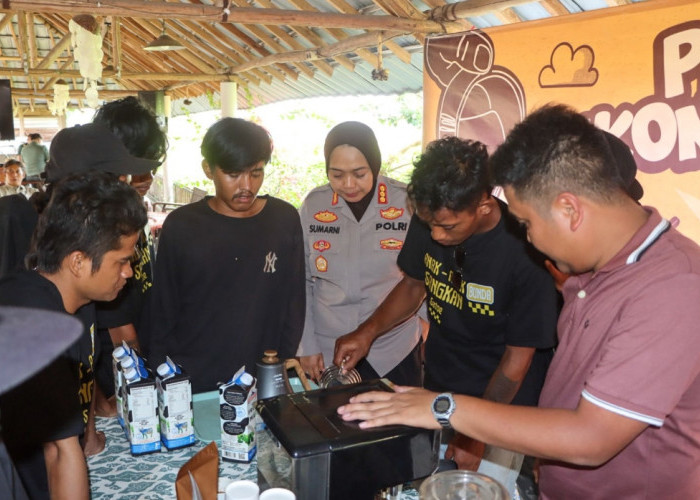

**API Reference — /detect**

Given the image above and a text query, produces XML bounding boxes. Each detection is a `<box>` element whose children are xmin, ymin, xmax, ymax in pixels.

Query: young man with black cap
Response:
<box><xmin>88</xmin><ymin>97</ymin><xmax>167</xmax><ymax>417</ymax></box>
<box><xmin>334</xmin><ymin>136</ymin><xmax>558</xmax><ymax>488</ymax></box>
<box><xmin>147</xmin><ymin>117</ymin><xmax>305</xmax><ymax>393</ymax></box>
<box><xmin>0</xmin><ymin>121</ymin><xmax>161</xmax><ymax>278</ymax></box>
<box><xmin>0</xmin><ymin>171</ymin><xmax>147</xmax><ymax>499</ymax></box>
<box><xmin>297</xmin><ymin>121</ymin><xmax>425</xmax><ymax>386</ymax></box>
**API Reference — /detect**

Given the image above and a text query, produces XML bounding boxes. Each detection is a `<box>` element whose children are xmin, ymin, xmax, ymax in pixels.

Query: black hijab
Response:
<box><xmin>324</xmin><ymin>121</ymin><xmax>381</xmax><ymax>221</ymax></box>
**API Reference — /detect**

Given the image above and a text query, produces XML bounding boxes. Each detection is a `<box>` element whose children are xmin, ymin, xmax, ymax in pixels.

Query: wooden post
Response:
<box><xmin>220</xmin><ymin>81</ymin><xmax>237</xmax><ymax>118</ymax></box>
<box><xmin>161</xmin><ymin>94</ymin><xmax>174</xmax><ymax>202</ymax></box>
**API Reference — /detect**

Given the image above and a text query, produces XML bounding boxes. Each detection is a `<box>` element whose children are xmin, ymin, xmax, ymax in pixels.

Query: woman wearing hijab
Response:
<box><xmin>297</xmin><ymin>121</ymin><xmax>425</xmax><ymax>385</ymax></box>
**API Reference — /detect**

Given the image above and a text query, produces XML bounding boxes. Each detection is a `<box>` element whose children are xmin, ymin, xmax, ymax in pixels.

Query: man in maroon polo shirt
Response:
<box><xmin>338</xmin><ymin>104</ymin><xmax>700</xmax><ymax>499</ymax></box>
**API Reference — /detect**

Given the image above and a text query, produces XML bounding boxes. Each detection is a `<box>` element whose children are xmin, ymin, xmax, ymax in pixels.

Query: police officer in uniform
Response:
<box><xmin>297</xmin><ymin>121</ymin><xmax>425</xmax><ymax>386</ymax></box>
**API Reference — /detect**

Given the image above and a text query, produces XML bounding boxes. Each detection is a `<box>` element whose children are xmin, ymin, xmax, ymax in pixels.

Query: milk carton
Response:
<box><xmin>219</xmin><ymin>366</ymin><xmax>257</xmax><ymax>462</ymax></box>
<box><xmin>156</xmin><ymin>356</ymin><xmax>195</xmax><ymax>450</ymax></box>
<box><xmin>123</xmin><ymin>358</ymin><xmax>161</xmax><ymax>455</ymax></box>
<box><xmin>111</xmin><ymin>342</ymin><xmax>132</xmax><ymax>429</ymax></box>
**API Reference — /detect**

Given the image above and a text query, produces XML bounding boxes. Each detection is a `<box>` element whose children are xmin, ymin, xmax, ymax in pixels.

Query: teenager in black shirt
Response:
<box><xmin>335</xmin><ymin>137</ymin><xmax>558</xmax><ymax>474</ymax></box>
<box><xmin>147</xmin><ymin>118</ymin><xmax>305</xmax><ymax>393</ymax></box>
<box><xmin>0</xmin><ymin>171</ymin><xmax>146</xmax><ymax>499</ymax></box>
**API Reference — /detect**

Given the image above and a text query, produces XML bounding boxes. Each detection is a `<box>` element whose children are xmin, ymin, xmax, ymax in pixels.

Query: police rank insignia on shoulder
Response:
<box><xmin>380</xmin><ymin>238</ymin><xmax>403</xmax><ymax>250</ymax></box>
<box><xmin>316</xmin><ymin>255</ymin><xmax>328</xmax><ymax>272</ymax></box>
<box><xmin>314</xmin><ymin>210</ymin><xmax>338</xmax><ymax>223</ymax></box>
<box><xmin>380</xmin><ymin>207</ymin><xmax>404</xmax><ymax>220</ymax></box>
<box><xmin>377</xmin><ymin>183</ymin><xmax>388</xmax><ymax>204</ymax></box>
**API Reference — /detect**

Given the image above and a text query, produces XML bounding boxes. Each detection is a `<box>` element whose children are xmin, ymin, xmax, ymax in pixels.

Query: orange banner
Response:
<box><xmin>423</xmin><ymin>0</ymin><xmax>700</xmax><ymax>243</ymax></box>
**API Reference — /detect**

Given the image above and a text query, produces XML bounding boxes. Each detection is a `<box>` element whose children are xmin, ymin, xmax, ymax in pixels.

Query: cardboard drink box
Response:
<box><xmin>112</xmin><ymin>341</ymin><xmax>133</xmax><ymax>429</ymax></box>
<box><xmin>123</xmin><ymin>361</ymin><xmax>161</xmax><ymax>455</ymax></box>
<box><xmin>156</xmin><ymin>356</ymin><xmax>195</xmax><ymax>450</ymax></box>
<box><xmin>219</xmin><ymin>366</ymin><xmax>257</xmax><ymax>462</ymax></box>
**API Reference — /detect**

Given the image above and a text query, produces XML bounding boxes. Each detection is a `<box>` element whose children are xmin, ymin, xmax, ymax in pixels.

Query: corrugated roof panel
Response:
<box><xmin>513</xmin><ymin>3</ymin><xmax>562</xmax><ymax>21</ymax></box>
<box><xmin>466</xmin><ymin>14</ymin><xmax>503</xmax><ymax>29</ymax></box>
<box><xmin>559</xmin><ymin>0</ymin><xmax>586</xmax><ymax>13</ymax></box>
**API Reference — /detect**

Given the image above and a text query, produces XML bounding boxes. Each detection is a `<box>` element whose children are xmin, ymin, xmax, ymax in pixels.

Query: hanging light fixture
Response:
<box><xmin>48</xmin><ymin>79</ymin><xmax>70</xmax><ymax>116</ymax></box>
<box><xmin>144</xmin><ymin>20</ymin><xmax>185</xmax><ymax>51</ymax></box>
<box><xmin>69</xmin><ymin>15</ymin><xmax>104</xmax><ymax>108</ymax></box>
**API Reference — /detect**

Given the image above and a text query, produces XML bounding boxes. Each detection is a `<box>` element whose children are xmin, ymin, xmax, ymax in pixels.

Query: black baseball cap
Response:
<box><xmin>46</xmin><ymin>123</ymin><xmax>161</xmax><ymax>183</ymax></box>
<box><xmin>601</xmin><ymin>131</ymin><xmax>644</xmax><ymax>202</ymax></box>
<box><xmin>0</xmin><ymin>306</ymin><xmax>82</xmax><ymax>395</ymax></box>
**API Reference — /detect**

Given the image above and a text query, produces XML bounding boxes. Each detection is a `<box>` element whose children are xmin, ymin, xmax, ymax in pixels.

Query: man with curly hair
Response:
<box><xmin>335</xmin><ymin>136</ymin><xmax>558</xmax><ymax>489</ymax></box>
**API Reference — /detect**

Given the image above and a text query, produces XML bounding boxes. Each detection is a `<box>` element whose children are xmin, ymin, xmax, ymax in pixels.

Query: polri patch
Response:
<box><xmin>315</xmin><ymin>255</ymin><xmax>328</xmax><ymax>272</ymax></box>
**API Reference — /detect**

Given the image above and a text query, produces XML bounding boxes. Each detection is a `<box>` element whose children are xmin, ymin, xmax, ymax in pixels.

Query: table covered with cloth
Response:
<box><xmin>87</xmin><ymin>416</ymin><xmax>420</xmax><ymax>499</ymax></box>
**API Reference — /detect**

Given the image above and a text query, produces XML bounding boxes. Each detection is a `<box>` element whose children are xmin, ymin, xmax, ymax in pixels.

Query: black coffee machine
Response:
<box><xmin>256</xmin><ymin>379</ymin><xmax>439</xmax><ymax>500</ymax></box>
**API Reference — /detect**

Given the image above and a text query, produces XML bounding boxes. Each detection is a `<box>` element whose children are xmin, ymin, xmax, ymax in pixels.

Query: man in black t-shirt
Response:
<box><xmin>147</xmin><ymin>118</ymin><xmax>305</xmax><ymax>393</ymax></box>
<box><xmin>335</xmin><ymin>137</ymin><xmax>558</xmax><ymax>473</ymax></box>
<box><xmin>0</xmin><ymin>172</ymin><xmax>147</xmax><ymax>499</ymax></box>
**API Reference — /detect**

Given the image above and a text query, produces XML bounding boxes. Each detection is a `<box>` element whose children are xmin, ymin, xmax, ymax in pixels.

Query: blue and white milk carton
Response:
<box><xmin>219</xmin><ymin>366</ymin><xmax>257</xmax><ymax>462</ymax></box>
<box><xmin>123</xmin><ymin>356</ymin><xmax>161</xmax><ymax>455</ymax></box>
<box><xmin>111</xmin><ymin>342</ymin><xmax>132</xmax><ymax>429</ymax></box>
<box><xmin>156</xmin><ymin>356</ymin><xmax>195</xmax><ymax>450</ymax></box>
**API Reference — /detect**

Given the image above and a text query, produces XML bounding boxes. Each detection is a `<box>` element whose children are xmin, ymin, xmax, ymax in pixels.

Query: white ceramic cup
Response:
<box><xmin>225</xmin><ymin>479</ymin><xmax>259</xmax><ymax>500</ymax></box>
<box><xmin>259</xmin><ymin>488</ymin><xmax>296</xmax><ymax>500</ymax></box>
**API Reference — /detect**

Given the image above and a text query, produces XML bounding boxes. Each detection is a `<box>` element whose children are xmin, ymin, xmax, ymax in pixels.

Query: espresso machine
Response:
<box><xmin>256</xmin><ymin>379</ymin><xmax>440</xmax><ymax>500</ymax></box>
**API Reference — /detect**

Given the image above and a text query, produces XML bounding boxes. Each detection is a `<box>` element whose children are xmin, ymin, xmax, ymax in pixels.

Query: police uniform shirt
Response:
<box><xmin>298</xmin><ymin>175</ymin><xmax>422</xmax><ymax>376</ymax></box>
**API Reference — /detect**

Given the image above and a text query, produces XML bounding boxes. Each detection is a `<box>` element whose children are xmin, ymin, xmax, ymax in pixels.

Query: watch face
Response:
<box><xmin>435</xmin><ymin>397</ymin><xmax>451</xmax><ymax>413</ymax></box>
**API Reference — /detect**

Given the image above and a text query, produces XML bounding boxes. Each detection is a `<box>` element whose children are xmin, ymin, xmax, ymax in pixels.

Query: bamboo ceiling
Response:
<box><xmin>0</xmin><ymin>0</ymin><xmax>640</xmax><ymax>118</ymax></box>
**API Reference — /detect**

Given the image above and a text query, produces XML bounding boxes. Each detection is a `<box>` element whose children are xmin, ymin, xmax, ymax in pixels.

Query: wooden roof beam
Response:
<box><xmin>167</xmin><ymin>18</ymin><xmax>297</xmax><ymax>81</ymax></box>
<box><xmin>371</xmin><ymin>0</ymin><xmax>426</xmax><ymax>44</ymax></box>
<box><xmin>176</xmin><ymin>19</ymin><xmax>278</xmax><ymax>80</ymax></box>
<box><xmin>1</xmin><ymin>67</ymin><xmax>238</xmax><ymax>82</ymax></box>
<box><xmin>182</xmin><ymin>0</ymin><xmax>301</xmax><ymax>80</ymax></box>
<box><xmin>280</xmin><ymin>0</ymin><xmax>379</xmax><ymax>68</ymax></box>
<box><xmin>111</xmin><ymin>16</ymin><xmax>122</xmax><ymax>76</ymax></box>
<box><xmin>0</xmin><ymin>13</ymin><xmax>14</xmax><ymax>32</ymax></box>
<box><xmin>261</xmin><ymin>26</ymin><xmax>330</xmax><ymax>77</ymax></box>
<box><xmin>26</xmin><ymin>13</ymin><xmax>38</xmax><ymax>67</ymax></box>
<box><xmin>16</xmin><ymin>12</ymin><xmax>36</xmax><ymax>89</ymax></box>
<box><xmin>233</xmin><ymin>0</ymin><xmax>353</xmax><ymax>73</ymax></box>
<box><xmin>12</xmin><ymin>87</ymin><xmax>138</xmax><ymax>98</ymax></box>
<box><xmin>117</xmin><ymin>18</ymin><xmax>256</xmax><ymax>87</ymax></box>
<box><xmin>539</xmin><ymin>0</ymin><xmax>570</xmax><ymax>17</ymax></box>
<box><xmin>35</xmin><ymin>33</ymin><xmax>71</xmax><ymax>69</ymax></box>
<box><xmin>189</xmin><ymin>22</ymin><xmax>281</xmax><ymax>84</ymax></box>
<box><xmin>426</xmin><ymin>0</ymin><xmax>537</xmax><ymax>22</ymax></box>
<box><xmin>229</xmin><ymin>30</ymin><xmax>403</xmax><ymax>75</ymax></box>
<box><xmin>2</xmin><ymin>0</ymin><xmax>465</xmax><ymax>33</ymax></box>
<box><xmin>40</xmin><ymin>57</ymin><xmax>74</xmax><ymax>90</ymax></box>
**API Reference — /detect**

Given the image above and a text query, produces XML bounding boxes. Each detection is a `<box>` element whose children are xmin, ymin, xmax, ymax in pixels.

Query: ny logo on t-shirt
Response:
<box><xmin>263</xmin><ymin>252</ymin><xmax>277</xmax><ymax>273</ymax></box>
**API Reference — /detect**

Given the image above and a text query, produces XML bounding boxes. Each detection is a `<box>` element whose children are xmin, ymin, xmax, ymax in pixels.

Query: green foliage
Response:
<box><xmin>206</xmin><ymin>90</ymin><xmax>219</xmax><ymax>110</ymax></box>
<box><xmin>167</xmin><ymin>93</ymin><xmax>423</xmax><ymax>208</ymax></box>
<box><xmin>261</xmin><ymin>157</ymin><xmax>328</xmax><ymax>208</ymax></box>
